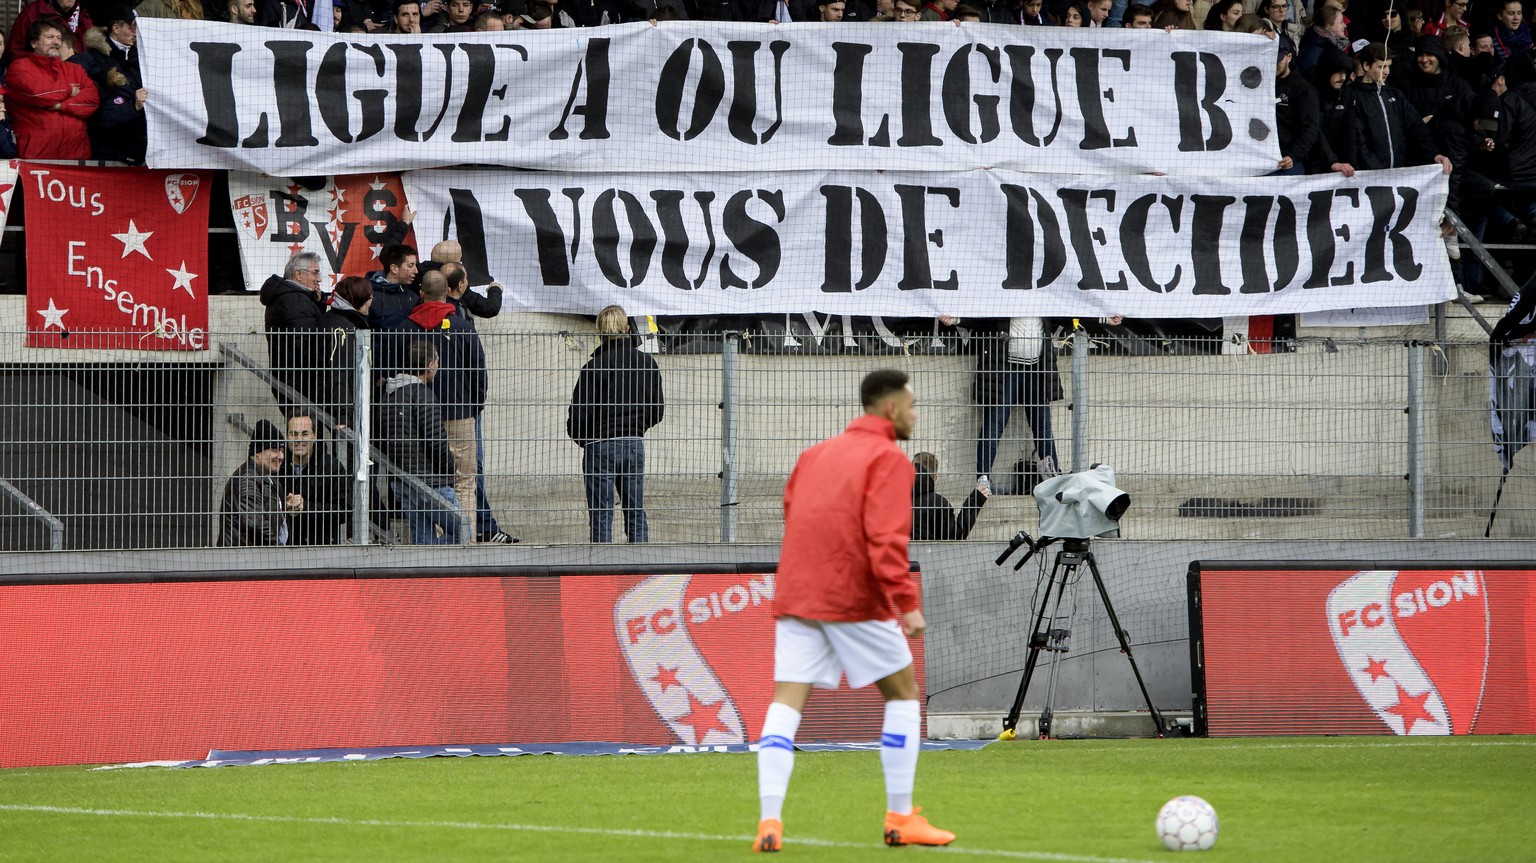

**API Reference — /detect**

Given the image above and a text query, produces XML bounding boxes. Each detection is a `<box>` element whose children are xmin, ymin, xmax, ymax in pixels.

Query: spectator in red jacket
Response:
<box><xmin>5</xmin><ymin>0</ymin><xmax>91</xmax><ymax>66</ymax></box>
<box><xmin>7</xmin><ymin>17</ymin><xmax>98</xmax><ymax>160</ymax></box>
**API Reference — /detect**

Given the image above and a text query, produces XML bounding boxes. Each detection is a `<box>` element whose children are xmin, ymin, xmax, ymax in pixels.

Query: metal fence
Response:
<box><xmin>0</xmin><ymin>325</ymin><xmax>1522</xmax><ymax>550</ymax></box>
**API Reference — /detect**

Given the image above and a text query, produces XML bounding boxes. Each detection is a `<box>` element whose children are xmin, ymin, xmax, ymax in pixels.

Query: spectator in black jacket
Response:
<box><xmin>1405</xmin><ymin>35</ymin><xmax>1473</xmax><ymax>149</ymax></box>
<box><xmin>1348</xmin><ymin>43</ymin><xmax>1454</xmax><ymax>173</ymax></box>
<box><xmin>278</xmin><ymin>414</ymin><xmax>350</xmax><ymax>545</ymax></box>
<box><xmin>219</xmin><ymin>419</ymin><xmax>301</xmax><ymax>547</ymax></box>
<box><xmin>961</xmin><ymin>315</ymin><xmax>1062</xmax><ymax>494</ymax></box>
<box><xmin>1382</xmin><ymin>7</ymin><xmax>1414</xmax><ymax>82</ymax></box>
<box><xmin>422</xmin><ymin>238</ymin><xmax>502</xmax><ymax>319</ymax></box>
<box><xmin>1495</xmin><ymin>55</ymin><xmax>1536</xmax><ymax>235</ymax></box>
<box><xmin>257</xmin><ymin>0</ymin><xmax>316</xmax><ymax>27</ymax></box>
<box><xmin>1407</xmin><ymin>34</ymin><xmax>1477</xmax><ymax>218</ymax></box>
<box><xmin>367</xmin><ymin>243</ymin><xmax>420</xmax><ymax>331</ymax></box>
<box><xmin>1311</xmin><ymin>46</ymin><xmax>1360</xmax><ymax>175</ymax></box>
<box><xmin>1019</xmin><ymin>0</ymin><xmax>1051</xmax><ymax>24</ymax></box>
<box><xmin>564</xmin><ymin>0</ymin><xmax>643</xmax><ymax>24</ymax></box>
<box><xmin>911</xmin><ymin>452</ymin><xmax>989</xmax><ymax>541</ymax></box>
<box><xmin>377</xmin><ymin>339</ymin><xmax>462</xmax><ymax>544</ymax></box>
<box><xmin>261</xmin><ymin>251</ymin><xmax>328</xmax><ymax>421</ymax></box>
<box><xmin>1275</xmin><ymin>41</ymin><xmax>1322</xmax><ymax>175</ymax></box>
<box><xmin>567</xmin><ymin>304</ymin><xmax>665</xmax><ymax>543</ymax></box>
<box><xmin>396</xmin><ymin>270</ymin><xmax>493</xmax><ymax>543</ymax></box>
<box><xmin>0</xmin><ymin>84</ymin><xmax>17</xmax><ymax>159</ymax></box>
<box><xmin>368</xmin><ymin>242</ymin><xmax>420</xmax><ymax>379</ymax></box>
<box><xmin>1455</xmin><ymin>58</ymin><xmax>1512</xmax><ymax>300</ymax></box>
<box><xmin>319</xmin><ymin>275</ymin><xmax>371</xmax><ymax>429</ymax></box>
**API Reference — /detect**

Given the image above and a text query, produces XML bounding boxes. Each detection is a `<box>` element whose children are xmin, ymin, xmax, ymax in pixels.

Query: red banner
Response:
<box><xmin>24</xmin><ymin>164</ymin><xmax>212</xmax><ymax>351</ymax></box>
<box><xmin>1197</xmin><ymin>567</ymin><xmax>1536</xmax><ymax>737</ymax></box>
<box><xmin>0</xmin><ymin>571</ymin><xmax>924</xmax><ymax>767</ymax></box>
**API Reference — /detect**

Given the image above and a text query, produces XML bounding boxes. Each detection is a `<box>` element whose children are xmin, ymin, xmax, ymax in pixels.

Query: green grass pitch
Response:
<box><xmin>0</xmin><ymin>736</ymin><xmax>1531</xmax><ymax>862</ymax></box>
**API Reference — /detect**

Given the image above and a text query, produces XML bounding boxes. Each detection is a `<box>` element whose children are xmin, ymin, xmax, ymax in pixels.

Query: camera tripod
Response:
<box><xmin>995</xmin><ymin>534</ymin><xmax>1166</xmax><ymax>740</ymax></box>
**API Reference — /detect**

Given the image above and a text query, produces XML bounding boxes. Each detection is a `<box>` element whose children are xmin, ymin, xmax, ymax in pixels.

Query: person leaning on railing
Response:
<box><xmin>910</xmin><ymin>452</ymin><xmax>989</xmax><ymax>542</ymax></box>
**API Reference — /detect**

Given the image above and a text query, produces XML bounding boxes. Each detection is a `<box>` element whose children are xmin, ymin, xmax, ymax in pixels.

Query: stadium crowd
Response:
<box><xmin>2</xmin><ymin>0</ymin><xmax>1526</xmax><ymax>543</ymax></box>
<box><xmin>0</xmin><ymin>0</ymin><xmax>1528</xmax><ymax>287</ymax></box>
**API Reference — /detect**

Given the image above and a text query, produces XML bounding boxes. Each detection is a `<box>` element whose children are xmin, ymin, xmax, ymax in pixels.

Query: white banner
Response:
<box><xmin>401</xmin><ymin>165</ymin><xmax>1454</xmax><ymax>318</ymax></box>
<box><xmin>141</xmin><ymin>20</ymin><xmax>1280</xmax><ymax>178</ymax></box>
<box><xmin>0</xmin><ymin>160</ymin><xmax>18</xmax><ymax>234</ymax></box>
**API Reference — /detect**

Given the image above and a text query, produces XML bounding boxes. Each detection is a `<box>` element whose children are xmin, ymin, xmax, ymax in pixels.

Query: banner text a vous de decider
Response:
<box><xmin>401</xmin><ymin>166</ymin><xmax>1453</xmax><ymax>318</ymax></box>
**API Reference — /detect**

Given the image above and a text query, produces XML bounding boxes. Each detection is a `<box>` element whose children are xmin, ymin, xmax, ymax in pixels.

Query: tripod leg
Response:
<box><xmin>1001</xmin><ymin>555</ymin><xmax>1064</xmax><ymax>739</ymax></box>
<box><xmin>1084</xmin><ymin>552</ymin><xmax>1168</xmax><ymax>737</ymax></box>
<box><xmin>1035</xmin><ymin>560</ymin><xmax>1081</xmax><ymax>739</ymax></box>
<box><xmin>1038</xmin><ymin>637</ymin><xmax>1067</xmax><ymax>739</ymax></box>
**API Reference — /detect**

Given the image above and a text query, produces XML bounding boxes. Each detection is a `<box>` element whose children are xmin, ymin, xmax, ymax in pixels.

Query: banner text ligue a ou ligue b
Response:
<box><xmin>139</xmin><ymin>20</ymin><xmax>1281</xmax><ymax>177</ymax></box>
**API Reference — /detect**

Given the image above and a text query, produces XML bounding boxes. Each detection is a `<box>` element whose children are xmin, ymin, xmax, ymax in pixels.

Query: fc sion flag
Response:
<box><xmin>227</xmin><ymin>172</ymin><xmax>415</xmax><ymax>291</ymax></box>
<box><xmin>25</xmin><ymin>164</ymin><xmax>212</xmax><ymax>351</ymax></box>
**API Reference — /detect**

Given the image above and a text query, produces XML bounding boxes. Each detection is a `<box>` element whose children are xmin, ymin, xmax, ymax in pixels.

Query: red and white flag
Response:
<box><xmin>24</xmin><ymin>164</ymin><xmax>211</xmax><ymax>351</ymax></box>
<box><xmin>227</xmin><ymin>172</ymin><xmax>415</xmax><ymax>291</ymax></box>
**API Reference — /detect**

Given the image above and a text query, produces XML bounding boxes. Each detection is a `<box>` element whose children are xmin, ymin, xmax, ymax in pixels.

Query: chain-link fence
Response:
<box><xmin>0</xmin><ymin>325</ymin><xmax>1521</xmax><ymax>550</ymax></box>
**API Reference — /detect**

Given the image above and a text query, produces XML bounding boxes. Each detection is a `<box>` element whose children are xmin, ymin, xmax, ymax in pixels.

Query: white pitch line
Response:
<box><xmin>0</xmin><ymin>804</ymin><xmax>1160</xmax><ymax>863</ymax></box>
<box><xmin>1009</xmin><ymin>739</ymin><xmax>1536</xmax><ymax>753</ymax></box>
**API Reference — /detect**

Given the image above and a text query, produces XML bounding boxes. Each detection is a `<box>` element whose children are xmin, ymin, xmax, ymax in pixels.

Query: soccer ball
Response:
<box><xmin>1155</xmin><ymin>796</ymin><xmax>1219</xmax><ymax>851</ymax></box>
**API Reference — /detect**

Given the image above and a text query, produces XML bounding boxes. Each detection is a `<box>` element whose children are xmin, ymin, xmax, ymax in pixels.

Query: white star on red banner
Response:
<box><xmin>37</xmin><ymin>297</ymin><xmax>68</xmax><ymax>331</ymax></box>
<box><xmin>167</xmin><ymin>261</ymin><xmax>199</xmax><ymax>298</ymax></box>
<box><xmin>112</xmin><ymin>220</ymin><xmax>154</xmax><ymax>259</ymax></box>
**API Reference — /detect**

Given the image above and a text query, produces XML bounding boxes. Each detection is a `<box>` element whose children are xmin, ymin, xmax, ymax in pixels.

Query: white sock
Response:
<box><xmin>881</xmin><ymin>700</ymin><xmax>922</xmax><ymax>815</ymax></box>
<box><xmin>758</xmin><ymin>702</ymin><xmax>801</xmax><ymax>821</ymax></box>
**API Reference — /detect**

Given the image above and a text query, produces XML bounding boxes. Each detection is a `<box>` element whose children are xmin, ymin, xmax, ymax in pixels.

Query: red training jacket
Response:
<box><xmin>775</xmin><ymin>414</ymin><xmax>919</xmax><ymax>622</ymax></box>
<box><xmin>8</xmin><ymin>53</ymin><xmax>97</xmax><ymax>159</ymax></box>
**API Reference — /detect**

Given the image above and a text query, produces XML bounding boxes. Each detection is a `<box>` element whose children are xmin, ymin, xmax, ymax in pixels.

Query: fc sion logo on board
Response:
<box><xmin>1327</xmin><ymin>570</ymin><xmax>1490</xmax><ymax>735</ymax></box>
<box><xmin>615</xmin><ymin>575</ymin><xmax>770</xmax><ymax>746</ymax></box>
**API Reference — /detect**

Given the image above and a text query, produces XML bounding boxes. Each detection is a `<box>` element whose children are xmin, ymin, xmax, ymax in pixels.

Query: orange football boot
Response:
<box><xmin>883</xmin><ymin>807</ymin><xmax>955</xmax><ymax>847</ymax></box>
<box><xmin>753</xmin><ymin>818</ymin><xmax>783</xmax><ymax>852</ymax></box>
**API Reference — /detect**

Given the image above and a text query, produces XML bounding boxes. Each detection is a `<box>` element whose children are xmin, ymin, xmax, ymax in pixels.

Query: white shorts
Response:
<box><xmin>773</xmin><ymin>617</ymin><xmax>913</xmax><ymax>690</ymax></box>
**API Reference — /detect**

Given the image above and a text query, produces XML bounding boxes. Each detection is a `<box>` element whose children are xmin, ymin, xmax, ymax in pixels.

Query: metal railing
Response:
<box><xmin>1</xmin><ymin>319</ymin><xmax>1525</xmax><ymax>550</ymax></box>
<box><xmin>0</xmin><ymin>476</ymin><xmax>62</xmax><ymax>550</ymax></box>
<box><xmin>220</xmin><ymin>341</ymin><xmax>471</xmax><ymax>546</ymax></box>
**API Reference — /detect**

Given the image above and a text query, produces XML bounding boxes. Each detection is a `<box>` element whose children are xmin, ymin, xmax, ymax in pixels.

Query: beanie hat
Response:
<box><xmin>1412</xmin><ymin>34</ymin><xmax>1448</xmax><ymax>64</ymax></box>
<box><xmin>248</xmin><ymin>419</ymin><xmax>285</xmax><ymax>457</ymax></box>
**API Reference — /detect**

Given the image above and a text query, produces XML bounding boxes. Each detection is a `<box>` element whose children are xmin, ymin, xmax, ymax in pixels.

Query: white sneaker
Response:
<box><xmin>1445</xmin><ymin>234</ymin><xmax>1461</xmax><ymax>261</ymax></box>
